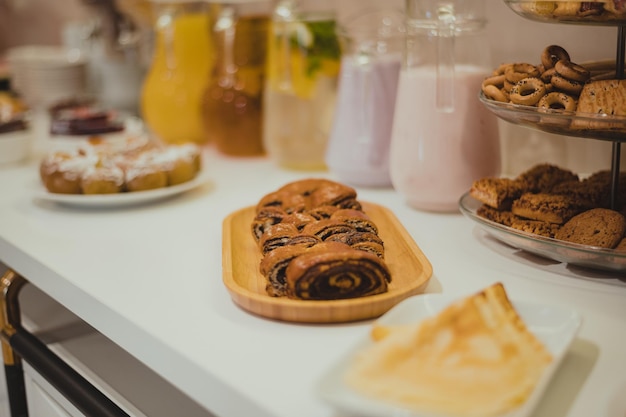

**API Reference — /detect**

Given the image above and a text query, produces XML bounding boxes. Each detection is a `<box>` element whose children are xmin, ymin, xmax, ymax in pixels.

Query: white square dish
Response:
<box><xmin>316</xmin><ymin>290</ymin><xmax>582</xmax><ymax>417</ymax></box>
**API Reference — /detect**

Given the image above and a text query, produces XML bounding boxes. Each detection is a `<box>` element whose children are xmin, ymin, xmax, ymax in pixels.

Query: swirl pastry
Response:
<box><xmin>255</xmin><ymin>178</ymin><xmax>361</xmax><ymax>214</ymax></box>
<box><xmin>254</xmin><ymin>178</ymin><xmax>391</xmax><ymax>300</ymax></box>
<box><xmin>251</xmin><ymin>207</ymin><xmax>287</xmax><ymax>241</ymax></box>
<box><xmin>308</xmin><ymin>205</ymin><xmax>340</xmax><ymax>220</ymax></box>
<box><xmin>326</xmin><ymin>231</ymin><xmax>385</xmax><ymax>258</ymax></box>
<box><xmin>280</xmin><ymin>212</ymin><xmax>317</xmax><ymax>231</ymax></box>
<box><xmin>330</xmin><ymin>209</ymin><xmax>379</xmax><ymax>234</ymax></box>
<box><xmin>260</xmin><ymin>244</ymin><xmax>310</xmax><ymax>297</ymax></box>
<box><xmin>301</xmin><ymin>219</ymin><xmax>355</xmax><ymax>240</ymax></box>
<box><xmin>258</xmin><ymin>223</ymin><xmax>320</xmax><ymax>254</ymax></box>
<box><xmin>284</xmin><ymin>242</ymin><xmax>391</xmax><ymax>300</ymax></box>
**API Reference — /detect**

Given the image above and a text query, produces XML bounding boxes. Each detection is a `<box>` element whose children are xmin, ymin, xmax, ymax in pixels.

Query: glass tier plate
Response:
<box><xmin>479</xmin><ymin>92</ymin><xmax>626</xmax><ymax>143</ymax></box>
<box><xmin>504</xmin><ymin>1</ymin><xmax>626</xmax><ymax>25</ymax></box>
<box><xmin>459</xmin><ymin>192</ymin><xmax>626</xmax><ymax>273</ymax></box>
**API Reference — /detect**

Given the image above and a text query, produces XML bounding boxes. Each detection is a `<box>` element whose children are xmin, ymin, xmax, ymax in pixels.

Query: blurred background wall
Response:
<box><xmin>0</xmin><ymin>0</ymin><xmax>623</xmax><ymax>175</ymax></box>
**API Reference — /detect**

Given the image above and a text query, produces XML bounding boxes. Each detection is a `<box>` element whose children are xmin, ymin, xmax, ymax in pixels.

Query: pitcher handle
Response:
<box><xmin>436</xmin><ymin>3</ymin><xmax>455</xmax><ymax>112</ymax></box>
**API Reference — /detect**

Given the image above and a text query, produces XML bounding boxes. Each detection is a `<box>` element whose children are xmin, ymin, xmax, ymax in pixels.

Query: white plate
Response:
<box><xmin>317</xmin><ymin>291</ymin><xmax>582</xmax><ymax>417</ymax></box>
<box><xmin>34</xmin><ymin>171</ymin><xmax>212</xmax><ymax>208</ymax></box>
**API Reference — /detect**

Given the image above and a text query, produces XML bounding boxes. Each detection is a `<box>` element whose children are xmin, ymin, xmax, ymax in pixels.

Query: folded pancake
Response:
<box><xmin>284</xmin><ymin>242</ymin><xmax>391</xmax><ymax>300</ymax></box>
<box><xmin>344</xmin><ymin>283</ymin><xmax>553</xmax><ymax>417</ymax></box>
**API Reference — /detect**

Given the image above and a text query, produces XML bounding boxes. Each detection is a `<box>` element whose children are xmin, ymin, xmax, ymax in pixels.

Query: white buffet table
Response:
<box><xmin>0</xmin><ymin>147</ymin><xmax>625</xmax><ymax>417</ymax></box>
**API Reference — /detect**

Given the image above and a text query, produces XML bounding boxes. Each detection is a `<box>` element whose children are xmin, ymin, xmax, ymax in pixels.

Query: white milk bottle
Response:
<box><xmin>389</xmin><ymin>0</ymin><xmax>501</xmax><ymax>211</ymax></box>
<box><xmin>325</xmin><ymin>9</ymin><xmax>404</xmax><ymax>187</ymax></box>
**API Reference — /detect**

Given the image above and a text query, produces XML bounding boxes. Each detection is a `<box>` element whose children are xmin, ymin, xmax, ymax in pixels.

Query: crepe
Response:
<box><xmin>344</xmin><ymin>283</ymin><xmax>553</xmax><ymax>417</ymax></box>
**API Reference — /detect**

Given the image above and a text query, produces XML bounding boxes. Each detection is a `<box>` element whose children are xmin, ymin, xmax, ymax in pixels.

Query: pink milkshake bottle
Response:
<box><xmin>389</xmin><ymin>0</ymin><xmax>501</xmax><ymax>212</ymax></box>
<box><xmin>325</xmin><ymin>8</ymin><xmax>404</xmax><ymax>187</ymax></box>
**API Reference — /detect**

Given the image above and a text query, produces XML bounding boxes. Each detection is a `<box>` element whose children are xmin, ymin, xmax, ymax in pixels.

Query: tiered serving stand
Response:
<box><xmin>460</xmin><ymin>0</ymin><xmax>626</xmax><ymax>274</ymax></box>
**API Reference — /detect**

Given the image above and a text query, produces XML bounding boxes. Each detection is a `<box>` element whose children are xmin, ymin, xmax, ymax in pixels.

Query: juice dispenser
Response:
<box><xmin>202</xmin><ymin>0</ymin><xmax>271</xmax><ymax>156</ymax></box>
<box><xmin>325</xmin><ymin>8</ymin><xmax>404</xmax><ymax>187</ymax></box>
<box><xmin>263</xmin><ymin>0</ymin><xmax>341</xmax><ymax>170</ymax></box>
<box><xmin>389</xmin><ymin>0</ymin><xmax>501</xmax><ymax>211</ymax></box>
<box><xmin>140</xmin><ymin>0</ymin><xmax>213</xmax><ymax>144</ymax></box>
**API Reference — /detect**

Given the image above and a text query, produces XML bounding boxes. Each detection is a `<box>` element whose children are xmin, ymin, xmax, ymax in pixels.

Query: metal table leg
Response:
<box><xmin>0</xmin><ymin>270</ymin><xmax>28</xmax><ymax>417</ymax></box>
<box><xmin>0</xmin><ymin>269</ymin><xmax>130</xmax><ymax>417</ymax></box>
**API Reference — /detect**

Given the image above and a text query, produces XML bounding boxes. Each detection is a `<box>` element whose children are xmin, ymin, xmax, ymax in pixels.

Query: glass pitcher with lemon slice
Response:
<box><xmin>263</xmin><ymin>0</ymin><xmax>341</xmax><ymax>170</ymax></box>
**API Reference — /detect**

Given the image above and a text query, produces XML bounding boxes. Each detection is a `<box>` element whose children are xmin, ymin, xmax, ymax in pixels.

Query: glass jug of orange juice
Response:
<box><xmin>141</xmin><ymin>0</ymin><xmax>213</xmax><ymax>144</ymax></box>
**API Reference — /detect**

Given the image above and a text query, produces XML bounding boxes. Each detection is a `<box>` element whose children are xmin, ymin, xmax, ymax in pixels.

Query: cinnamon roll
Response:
<box><xmin>258</xmin><ymin>223</ymin><xmax>320</xmax><ymax>254</ymax></box>
<box><xmin>330</xmin><ymin>209</ymin><xmax>379</xmax><ymax>234</ymax></box>
<box><xmin>260</xmin><ymin>245</ymin><xmax>310</xmax><ymax>297</ymax></box>
<box><xmin>284</xmin><ymin>242</ymin><xmax>391</xmax><ymax>300</ymax></box>
<box><xmin>251</xmin><ymin>206</ymin><xmax>287</xmax><ymax>241</ymax></box>
<box><xmin>301</xmin><ymin>219</ymin><xmax>355</xmax><ymax>241</ymax></box>
<box><xmin>327</xmin><ymin>231</ymin><xmax>385</xmax><ymax>258</ymax></box>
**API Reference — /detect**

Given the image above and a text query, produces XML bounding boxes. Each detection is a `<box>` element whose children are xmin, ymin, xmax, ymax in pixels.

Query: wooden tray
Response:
<box><xmin>222</xmin><ymin>202</ymin><xmax>433</xmax><ymax>323</ymax></box>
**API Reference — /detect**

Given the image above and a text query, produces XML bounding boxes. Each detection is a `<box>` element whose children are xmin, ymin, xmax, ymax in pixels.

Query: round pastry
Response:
<box><xmin>258</xmin><ymin>223</ymin><xmax>301</xmax><ymax>254</ymax></box>
<box><xmin>504</xmin><ymin>63</ymin><xmax>540</xmax><ymax>85</ymax></box>
<box><xmin>284</xmin><ymin>242</ymin><xmax>391</xmax><ymax>300</ymax></box>
<box><xmin>481</xmin><ymin>74</ymin><xmax>506</xmax><ymax>100</ymax></box>
<box><xmin>259</xmin><ymin>244</ymin><xmax>311</xmax><ymax>297</ymax></box>
<box><xmin>482</xmin><ymin>84</ymin><xmax>508</xmax><ymax>103</ymax></box>
<box><xmin>81</xmin><ymin>161</ymin><xmax>125</xmax><ymax>194</ymax></box>
<box><xmin>307</xmin><ymin>205</ymin><xmax>340</xmax><ymax>220</ymax></box>
<box><xmin>509</xmin><ymin>77</ymin><xmax>547</xmax><ymax>106</ymax></box>
<box><xmin>554</xmin><ymin>59</ymin><xmax>591</xmax><ymax>83</ymax></box>
<box><xmin>326</xmin><ymin>231</ymin><xmax>385</xmax><ymax>258</ymax></box>
<box><xmin>142</xmin><ymin>144</ymin><xmax>202</xmax><ymax>186</ymax></box>
<box><xmin>551</xmin><ymin>74</ymin><xmax>584</xmax><ymax>96</ymax></box>
<box><xmin>40</xmin><ymin>140</ymin><xmax>201</xmax><ymax>194</ymax></box>
<box><xmin>256</xmin><ymin>190</ymin><xmax>308</xmax><ymax>214</ymax></box>
<box><xmin>482</xmin><ymin>74</ymin><xmax>505</xmax><ymax>89</ymax></box>
<box><xmin>541</xmin><ymin>45</ymin><xmax>570</xmax><ymax>69</ymax></box>
<box><xmin>538</xmin><ymin>92</ymin><xmax>577</xmax><ymax>111</ymax></box>
<box><xmin>252</xmin><ymin>206</ymin><xmax>288</xmax><ymax>241</ymax></box>
<box><xmin>301</xmin><ymin>219</ymin><xmax>355</xmax><ymax>241</ymax></box>
<box><xmin>123</xmin><ymin>161</ymin><xmax>168</xmax><ymax>192</ymax></box>
<box><xmin>40</xmin><ymin>150</ymin><xmax>98</xmax><ymax>194</ymax></box>
<box><xmin>280</xmin><ymin>212</ymin><xmax>317</xmax><ymax>231</ymax></box>
<box><xmin>540</xmin><ymin>67</ymin><xmax>556</xmax><ymax>84</ymax></box>
<box><xmin>256</xmin><ymin>178</ymin><xmax>361</xmax><ymax>214</ymax></box>
<box><xmin>330</xmin><ymin>209</ymin><xmax>379</xmax><ymax>235</ymax></box>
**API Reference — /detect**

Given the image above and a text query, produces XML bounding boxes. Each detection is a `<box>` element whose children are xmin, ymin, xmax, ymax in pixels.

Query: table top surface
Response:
<box><xmin>0</xmin><ymin>147</ymin><xmax>625</xmax><ymax>417</ymax></box>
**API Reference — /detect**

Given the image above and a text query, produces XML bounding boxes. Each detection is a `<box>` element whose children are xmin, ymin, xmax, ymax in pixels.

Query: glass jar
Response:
<box><xmin>263</xmin><ymin>0</ymin><xmax>341</xmax><ymax>170</ymax></box>
<box><xmin>325</xmin><ymin>8</ymin><xmax>404</xmax><ymax>187</ymax></box>
<box><xmin>389</xmin><ymin>0</ymin><xmax>501</xmax><ymax>211</ymax></box>
<box><xmin>140</xmin><ymin>0</ymin><xmax>213</xmax><ymax>144</ymax></box>
<box><xmin>202</xmin><ymin>0</ymin><xmax>271</xmax><ymax>156</ymax></box>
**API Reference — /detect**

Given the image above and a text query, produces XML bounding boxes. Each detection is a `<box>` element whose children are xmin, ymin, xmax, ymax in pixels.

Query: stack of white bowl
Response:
<box><xmin>6</xmin><ymin>45</ymin><xmax>88</xmax><ymax>109</ymax></box>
